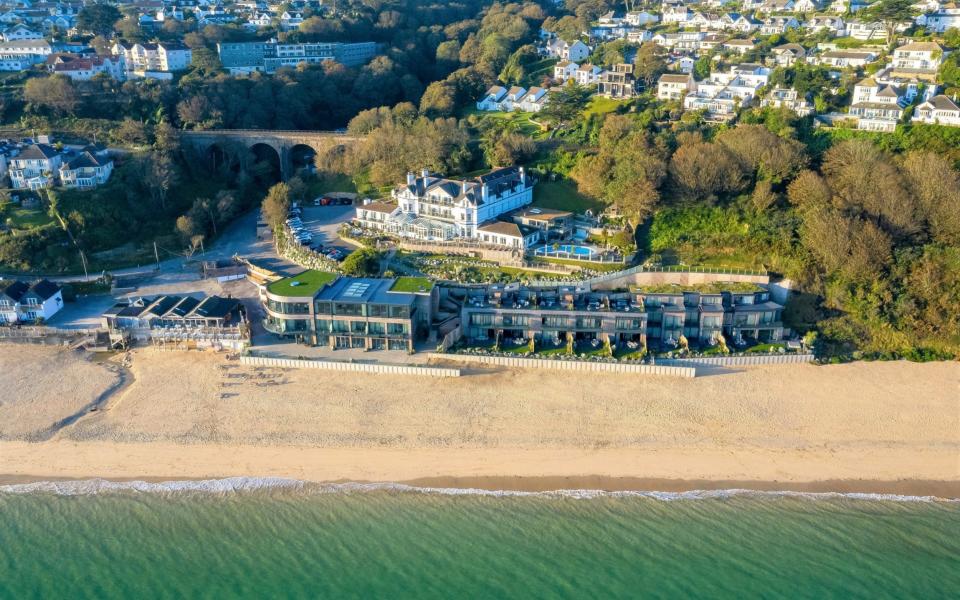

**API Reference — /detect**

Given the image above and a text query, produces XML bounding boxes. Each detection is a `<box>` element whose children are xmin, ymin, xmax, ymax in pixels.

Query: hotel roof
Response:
<box><xmin>315</xmin><ymin>277</ymin><xmax>418</xmax><ymax>305</ymax></box>
<box><xmin>267</xmin><ymin>270</ymin><xmax>338</xmax><ymax>297</ymax></box>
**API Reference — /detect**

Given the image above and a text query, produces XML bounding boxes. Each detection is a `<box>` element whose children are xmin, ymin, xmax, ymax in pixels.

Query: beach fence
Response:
<box><xmin>436</xmin><ymin>353</ymin><xmax>696</xmax><ymax>378</ymax></box>
<box><xmin>240</xmin><ymin>354</ymin><xmax>461</xmax><ymax>377</ymax></box>
<box><xmin>656</xmin><ymin>353</ymin><xmax>815</xmax><ymax>368</ymax></box>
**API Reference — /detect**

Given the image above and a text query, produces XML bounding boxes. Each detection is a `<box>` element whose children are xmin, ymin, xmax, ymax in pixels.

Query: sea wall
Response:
<box><xmin>436</xmin><ymin>353</ymin><xmax>696</xmax><ymax>378</ymax></box>
<box><xmin>240</xmin><ymin>354</ymin><xmax>461</xmax><ymax>377</ymax></box>
<box><xmin>657</xmin><ymin>354</ymin><xmax>815</xmax><ymax>368</ymax></box>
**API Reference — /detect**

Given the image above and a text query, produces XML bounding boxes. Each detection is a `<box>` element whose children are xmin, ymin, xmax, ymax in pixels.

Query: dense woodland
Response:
<box><xmin>1</xmin><ymin>0</ymin><xmax>958</xmax><ymax>359</ymax></box>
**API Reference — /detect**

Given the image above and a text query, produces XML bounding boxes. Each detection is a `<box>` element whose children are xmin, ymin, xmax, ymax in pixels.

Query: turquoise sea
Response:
<box><xmin>1</xmin><ymin>479</ymin><xmax>958</xmax><ymax>599</ymax></box>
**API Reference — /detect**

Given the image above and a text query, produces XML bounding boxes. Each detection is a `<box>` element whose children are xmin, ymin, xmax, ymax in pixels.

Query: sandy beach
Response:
<box><xmin>0</xmin><ymin>345</ymin><xmax>957</xmax><ymax>494</ymax></box>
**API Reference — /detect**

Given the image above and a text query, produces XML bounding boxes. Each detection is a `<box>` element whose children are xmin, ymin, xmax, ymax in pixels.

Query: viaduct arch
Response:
<box><xmin>180</xmin><ymin>130</ymin><xmax>363</xmax><ymax>181</ymax></box>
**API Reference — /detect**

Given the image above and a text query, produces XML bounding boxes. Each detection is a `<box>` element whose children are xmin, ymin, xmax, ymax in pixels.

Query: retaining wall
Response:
<box><xmin>436</xmin><ymin>353</ymin><xmax>696</xmax><ymax>377</ymax></box>
<box><xmin>241</xmin><ymin>354</ymin><xmax>461</xmax><ymax>377</ymax></box>
<box><xmin>657</xmin><ymin>353</ymin><xmax>815</xmax><ymax>367</ymax></box>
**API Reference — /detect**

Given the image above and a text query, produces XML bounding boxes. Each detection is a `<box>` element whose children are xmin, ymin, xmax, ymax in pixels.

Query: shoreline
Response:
<box><xmin>1</xmin><ymin>441</ymin><xmax>958</xmax><ymax>498</ymax></box>
<box><xmin>0</xmin><ymin>473</ymin><xmax>957</xmax><ymax>499</ymax></box>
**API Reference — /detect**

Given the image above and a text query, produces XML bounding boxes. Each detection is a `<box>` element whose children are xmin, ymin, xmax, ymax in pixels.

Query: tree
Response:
<box><xmin>822</xmin><ymin>139</ymin><xmax>919</xmax><ymax>239</ymax></box>
<box><xmin>23</xmin><ymin>76</ymin><xmax>78</xmax><ymax>116</ymax></box>
<box><xmin>341</xmin><ymin>247</ymin><xmax>381</xmax><ymax>276</ymax></box>
<box><xmin>483</xmin><ymin>131</ymin><xmax>535</xmax><ymax>167</ymax></box>
<box><xmin>262</xmin><ymin>182</ymin><xmax>291</xmax><ymax>228</ymax></box>
<box><xmin>900</xmin><ymin>151</ymin><xmax>960</xmax><ymax>245</ymax></box>
<box><xmin>633</xmin><ymin>42</ymin><xmax>667</xmax><ymax>88</ymax></box>
<box><xmin>787</xmin><ymin>169</ymin><xmax>831</xmax><ymax>209</ymax></box>
<box><xmin>693</xmin><ymin>56</ymin><xmax>711</xmax><ymax>80</ymax></box>
<box><xmin>861</xmin><ymin>0</ymin><xmax>918</xmax><ymax>44</ymax></box>
<box><xmin>538</xmin><ymin>82</ymin><xmax>591</xmax><ymax>126</ymax></box>
<box><xmin>76</xmin><ymin>4</ymin><xmax>121</xmax><ymax>36</ymax></box>
<box><xmin>751</xmin><ymin>179</ymin><xmax>777</xmax><ymax>212</ymax></box>
<box><xmin>418</xmin><ymin>81</ymin><xmax>457</xmax><ymax>118</ymax></box>
<box><xmin>716</xmin><ymin>124</ymin><xmax>808</xmax><ymax>183</ymax></box>
<box><xmin>114</xmin><ymin>119</ymin><xmax>149</xmax><ymax>146</ymax></box>
<box><xmin>800</xmin><ymin>207</ymin><xmax>892</xmax><ymax>282</ymax></box>
<box><xmin>668</xmin><ymin>142</ymin><xmax>746</xmax><ymax>202</ymax></box>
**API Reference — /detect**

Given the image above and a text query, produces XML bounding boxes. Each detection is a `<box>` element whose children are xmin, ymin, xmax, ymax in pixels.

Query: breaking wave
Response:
<box><xmin>0</xmin><ymin>477</ymin><xmax>956</xmax><ymax>502</ymax></box>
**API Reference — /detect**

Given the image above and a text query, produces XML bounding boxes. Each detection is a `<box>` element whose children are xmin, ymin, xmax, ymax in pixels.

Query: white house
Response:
<box><xmin>476</xmin><ymin>85</ymin><xmax>507</xmax><ymax>111</ymax></box>
<box><xmin>805</xmin><ymin>15</ymin><xmax>845</xmax><ymax>36</ymax></box>
<box><xmin>59</xmin><ymin>149</ymin><xmax>114</xmax><ymax>188</ymax></box>
<box><xmin>48</xmin><ymin>54</ymin><xmax>126</xmax><ymax>81</ymax></box>
<box><xmin>658</xmin><ymin>73</ymin><xmax>696</xmax><ymax>100</ymax></box>
<box><xmin>574</xmin><ymin>63</ymin><xmax>603</xmax><ymax>85</ymax></box>
<box><xmin>553</xmin><ymin>60</ymin><xmax>578</xmax><ymax>81</ymax></box>
<box><xmin>771</xmin><ymin>43</ymin><xmax>806</xmax><ymax>67</ymax></box>
<box><xmin>912</xmin><ymin>94</ymin><xmax>960</xmax><ymax>126</ymax></box>
<box><xmin>850</xmin><ymin>77</ymin><xmax>906</xmax><ymax>131</ymax></box>
<box><xmin>922</xmin><ymin>6</ymin><xmax>960</xmax><ymax>32</ymax></box>
<box><xmin>662</xmin><ymin>5</ymin><xmax>693</xmax><ymax>24</ymax></box>
<box><xmin>761</xmin><ymin>87</ymin><xmax>814</xmax><ymax>116</ymax></box>
<box><xmin>0</xmin><ymin>279</ymin><xmax>63</xmax><ymax>324</ymax></box>
<box><xmin>355</xmin><ymin>167</ymin><xmax>535</xmax><ymax>244</ymax></box>
<box><xmin>683</xmin><ymin>64</ymin><xmax>770</xmax><ymax>120</ymax></box>
<box><xmin>516</xmin><ymin>87</ymin><xmax>549</xmax><ymax>112</ymax></box>
<box><xmin>9</xmin><ymin>143</ymin><xmax>60</xmax><ymax>190</ymax></box>
<box><xmin>815</xmin><ymin>49</ymin><xmax>877</xmax><ymax>68</ymax></box>
<box><xmin>723</xmin><ymin>38</ymin><xmax>757</xmax><ymax>55</ymax></box>
<box><xmin>625</xmin><ymin>11</ymin><xmax>659</xmax><ymax>26</ymax></box>
<box><xmin>760</xmin><ymin>16</ymin><xmax>800</xmax><ymax>35</ymax></box>
<box><xmin>542</xmin><ymin>38</ymin><xmax>590</xmax><ymax>62</ymax></box>
<box><xmin>891</xmin><ymin>41</ymin><xmax>944</xmax><ymax>77</ymax></box>
<box><xmin>1</xmin><ymin>23</ymin><xmax>41</xmax><ymax>41</ymax></box>
<box><xmin>112</xmin><ymin>41</ymin><xmax>192</xmax><ymax>78</ymax></box>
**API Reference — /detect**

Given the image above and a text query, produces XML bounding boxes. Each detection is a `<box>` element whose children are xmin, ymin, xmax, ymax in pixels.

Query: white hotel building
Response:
<box><xmin>355</xmin><ymin>167</ymin><xmax>535</xmax><ymax>245</ymax></box>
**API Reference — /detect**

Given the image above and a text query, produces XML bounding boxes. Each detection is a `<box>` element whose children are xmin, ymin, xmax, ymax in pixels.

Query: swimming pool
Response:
<box><xmin>535</xmin><ymin>244</ymin><xmax>596</xmax><ymax>258</ymax></box>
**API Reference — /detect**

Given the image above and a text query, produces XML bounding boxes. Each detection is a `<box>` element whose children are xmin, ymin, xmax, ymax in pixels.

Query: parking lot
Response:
<box><xmin>286</xmin><ymin>202</ymin><xmax>356</xmax><ymax>260</ymax></box>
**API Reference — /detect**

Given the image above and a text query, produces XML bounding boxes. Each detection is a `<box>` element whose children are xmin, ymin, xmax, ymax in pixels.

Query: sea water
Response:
<box><xmin>1</xmin><ymin>479</ymin><xmax>958</xmax><ymax>599</ymax></box>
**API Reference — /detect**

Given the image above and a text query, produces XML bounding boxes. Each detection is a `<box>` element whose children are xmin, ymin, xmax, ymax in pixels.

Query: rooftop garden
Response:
<box><xmin>390</xmin><ymin>276</ymin><xmax>434</xmax><ymax>293</ymax></box>
<box><xmin>267</xmin><ymin>270</ymin><xmax>337</xmax><ymax>297</ymax></box>
<box><xmin>632</xmin><ymin>281</ymin><xmax>766</xmax><ymax>294</ymax></box>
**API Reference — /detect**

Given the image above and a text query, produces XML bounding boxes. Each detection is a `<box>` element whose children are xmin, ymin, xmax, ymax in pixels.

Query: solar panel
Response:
<box><xmin>343</xmin><ymin>282</ymin><xmax>370</xmax><ymax>298</ymax></box>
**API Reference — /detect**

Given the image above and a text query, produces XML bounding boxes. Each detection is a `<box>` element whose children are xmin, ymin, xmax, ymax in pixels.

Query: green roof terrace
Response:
<box><xmin>266</xmin><ymin>270</ymin><xmax>338</xmax><ymax>297</ymax></box>
<box><xmin>389</xmin><ymin>277</ymin><xmax>434</xmax><ymax>294</ymax></box>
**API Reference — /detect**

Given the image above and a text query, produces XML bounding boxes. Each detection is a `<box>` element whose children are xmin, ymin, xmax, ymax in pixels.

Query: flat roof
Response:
<box><xmin>316</xmin><ymin>277</ymin><xmax>417</xmax><ymax>306</ymax></box>
<box><xmin>267</xmin><ymin>270</ymin><xmax>338</xmax><ymax>297</ymax></box>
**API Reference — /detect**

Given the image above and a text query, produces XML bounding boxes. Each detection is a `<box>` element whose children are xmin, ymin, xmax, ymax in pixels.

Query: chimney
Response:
<box><xmin>482</xmin><ymin>183</ymin><xmax>489</xmax><ymax>201</ymax></box>
<box><xmin>406</xmin><ymin>171</ymin><xmax>415</xmax><ymax>186</ymax></box>
<box><xmin>461</xmin><ymin>180</ymin><xmax>468</xmax><ymax>196</ymax></box>
<box><xmin>519</xmin><ymin>166</ymin><xmax>526</xmax><ymax>185</ymax></box>
<box><xmin>421</xmin><ymin>168</ymin><xmax>429</xmax><ymax>180</ymax></box>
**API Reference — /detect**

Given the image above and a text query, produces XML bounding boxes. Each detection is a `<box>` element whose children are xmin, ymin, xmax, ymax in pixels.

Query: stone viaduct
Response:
<box><xmin>180</xmin><ymin>129</ymin><xmax>363</xmax><ymax>181</ymax></box>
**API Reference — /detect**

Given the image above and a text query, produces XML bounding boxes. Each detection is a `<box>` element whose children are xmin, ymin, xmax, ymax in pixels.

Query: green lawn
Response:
<box><xmin>745</xmin><ymin>342</ymin><xmax>786</xmax><ymax>354</ymax></box>
<box><xmin>539</xmin><ymin>256</ymin><xmax>625</xmax><ymax>272</ymax></box>
<box><xmin>3</xmin><ymin>206</ymin><xmax>53</xmax><ymax>229</ymax></box>
<box><xmin>267</xmin><ymin>270</ymin><xmax>337</xmax><ymax>297</ymax></box>
<box><xmin>532</xmin><ymin>180</ymin><xmax>604</xmax><ymax>214</ymax></box>
<box><xmin>390</xmin><ymin>276</ymin><xmax>434</xmax><ymax>293</ymax></box>
<box><xmin>584</xmin><ymin>97</ymin><xmax>633</xmax><ymax>117</ymax></box>
<box><xmin>464</xmin><ymin>108</ymin><xmax>546</xmax><ymax>138</ymax></box>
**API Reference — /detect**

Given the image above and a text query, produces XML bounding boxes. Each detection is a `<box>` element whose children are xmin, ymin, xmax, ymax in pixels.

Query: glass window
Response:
<box><xmin>387</xmin><ymin>323</ymin><xmax>407</xmax><ymax>335</ymax></box>
<box><xmin>368</xmin><ymin>322</ymin><xmax>385</xmax><ymax>335</ymax></box>
<box><xmin>368</xmin><ymin>304</ymin><xmax>388</xmax><ymax>318</ymax></box>
<box><xmin>334</xmin><ymin>302</ymin><xmax>363</xmax><ymax>316</ymax></box>
<box><xmin>390</xmin><ymin>305</ymin><xmax>410</xmax><ymax>319</ymax></box>
<box><xmin>315</xmin><ymin>319</ymin><xmax>331</xmax><ymax>332</ymax></box>
<box><xmin>332</xmin><ymin>319</ymin><xmax>350</xmax><ymax>333</ymax></box>
<box><xmin>315</xmin><ymin>301</ymin><xmax>332</xmax><ymax>315</ymax></box>
<box><xmin>351</xmin><ymin>321</ymin><xmax>366</xmax><ymax>334</ymax></box>
<box><xmin>470</xmin><ymin>313</ymin><xmax>493</xmax><ymax>326</ymax></box>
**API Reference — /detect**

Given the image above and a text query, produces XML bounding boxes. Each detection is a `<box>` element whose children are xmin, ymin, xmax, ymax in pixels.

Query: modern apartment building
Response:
<box><xmin>217</xmin><ymin>40</ymin><xmax>377</xmax><ymax>74</ymax></box>
<box><xmin>112</xmin><ymin>41</ymin><xmax>191</xmax><ymax>78</ymax></box>
<box><xmin>261</xmin><ymin>271</ymin><xmax>435</xmax><ymax>351</ymax></box>
<box><xmin>460</xmin><ymin>283</ymin><xmax>784</xmax><ymax>351</ymax></box>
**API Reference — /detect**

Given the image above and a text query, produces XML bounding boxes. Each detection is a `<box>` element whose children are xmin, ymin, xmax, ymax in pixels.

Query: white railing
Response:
<box><xmin>240</xmin><ymin>354</ymin><xmax>460</xmax><ymax>377</ymax></box>
<box><xmin>436</xmin><ymin>352</ymin><xmax>696</xmax><ymax>377</ymax></box>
